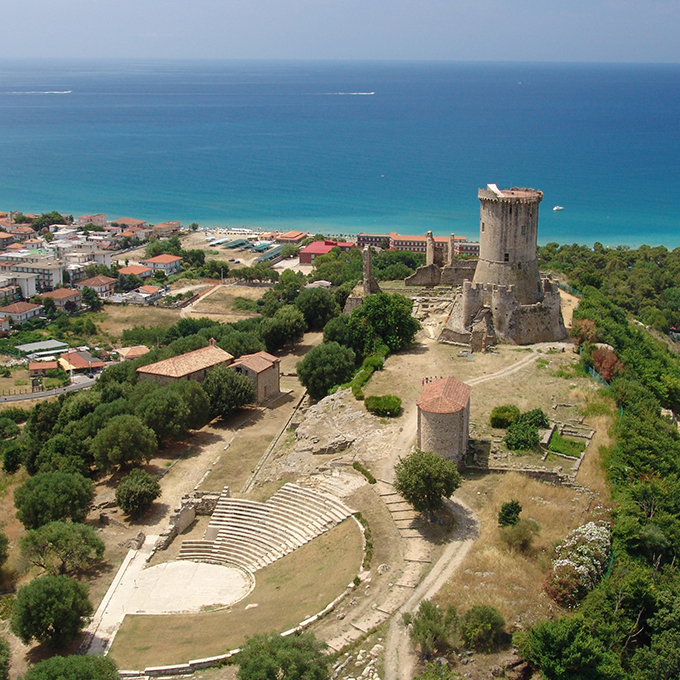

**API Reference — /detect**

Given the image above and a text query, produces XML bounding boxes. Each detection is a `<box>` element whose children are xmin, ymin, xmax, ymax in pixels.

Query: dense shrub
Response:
<box><xmin>115</xmin><ymin>468</ymin><xmax>161</xmax><ymax>517</ymax></box>
<box><xmin>498</xmin><ymin>499</ymin><xmax>522</xmax><ymax>527</ymax></box>
<box><xmin>519</xmin><ymin>408</ymin><xmax>550</xmax><ymax>429</ymax></box>
<box><xmin>365</xmin><ymin>395</ymin><xmax>402</xmax><ymax>417</ymax></box>
<box><xmin>544</xmin><ymin>522</ymin><xmax>612</xmax><ymax>608</ymax></box>
<box><xmin>0</xmin><ymin>406</ymin><xmax>29</xmax><ymax>423</ymax></box>
<box><xmin>500</xmin><ymin>519</ymin><xmax>540</xmax><ymax>553</ymax></box>
<box><xmin>352</xmin><ymin>461</ymin><xmax>376</xmax><ymax>484</ymax></box>
<box><xmin>504</xmin><ymin>419</ymin><xmax>539</xmax><ymax>451</ymax></box>
<box><xmin>461</xmin><ymin>605</ymin><xmax>505</xmax><ymax>651</ymax></box>
<box><xmin>404</xmin><ymin>600</ymin><xmax>458</xmax><ymax>659</ymax></box>
<box><xmin>489</xmin><ymin>404</ymin><xmax>521</xmax><ymax>428</ymax></box>
<box><xmin>297</xmin><ymin>342</ymin><xmax>356</xmax><ymax>401</ymax></box>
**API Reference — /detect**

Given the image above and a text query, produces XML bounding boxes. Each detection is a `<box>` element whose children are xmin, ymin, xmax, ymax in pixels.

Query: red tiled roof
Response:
<box><xmin>118</xmin><ymin>265</ymin><xmax>152</xmax><ymax>276</ymax></box>
<box><xmin>143</xmin><ymin>254</ymin><xmax>182</xmax><ymax>264</ymax></box>
<box><xmin>300</xmin><ymin>241</ymin><xmax>339</xmax><ymax>255</ymax></box>
<box><xmin>117</xmin><ymin>345</ymin><xmax>150</xmax><ymax>360</ymax></box>
<box><xmin>136</xmin><ymin>342</ymin><xmax>233</xmax><ymax>379</ymax></box>
<box><xmin>29</xmin><ymin>361</ymin><xmax>58</xmax><ymax>371</ymax></box>
<box><xmin>114</xmin><ymin>217</ymin><xmax>146</xmax><ymax>226</ymax></box>
<box><xmin>41</xmin><ymin>288</ymin><xmax>80</xmax><ymax>300</ymax></box>
<box><xmin>59</xmin><ymin>350</ymin><xmax>105</xmax><ymax>371</ymax></box>
<box><xmin>416</xmin><ymin>377</ymin><xmax>471</xmax><ymax>414</ymax></box>
<box><xmin>138</xmin><ymin>285</ymin><xmax>160</xmax><ymax>294</ymax></box>
<box><xmin>0</xmin><ymin>302</ymin><xmax>41</xmax><ymax>314</ymax></box>
<box><xmin>231</xmin><ymin>351</ymin><xmax>280</xmax><ymax>374</ymax></box>
<box><xmin>78</xmin><ymin>275</ymin><xmax>116</xmax><ymax>287</ymax></box>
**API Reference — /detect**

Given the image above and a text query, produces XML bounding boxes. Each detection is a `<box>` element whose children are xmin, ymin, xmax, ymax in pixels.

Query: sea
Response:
<box><xmin>0</xmin><ymin>60</ymin><xmax>678</xmax><ymax>247</ymax></box>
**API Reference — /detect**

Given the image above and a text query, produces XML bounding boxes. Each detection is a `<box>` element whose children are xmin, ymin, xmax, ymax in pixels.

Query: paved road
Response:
<box><xmin>0</xmin><ymin>376</ymin><xmax>96</xmax><ymax>403</ymax></box>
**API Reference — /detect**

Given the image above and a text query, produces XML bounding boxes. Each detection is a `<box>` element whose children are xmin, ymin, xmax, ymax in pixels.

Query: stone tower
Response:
<box><xmin>473</xmin><ymin>184</ymin><xmax>543</xmax><ymax>304</ymax></box>
<box><xmin>439</xmin><ymin>184</ymin><xmax>567</xmax><ymax>346</ymax></box>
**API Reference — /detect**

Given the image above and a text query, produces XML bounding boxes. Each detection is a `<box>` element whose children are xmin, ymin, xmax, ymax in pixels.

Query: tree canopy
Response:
<box><xmin>11</xmin><ymin>575</ymin><xmax>92</xmax><ymax>647</ymax></box>
<box><xmin>14</xmin><ymin>472</ymin><xmax>94</xmax><ymax>530</ymax></box>
<box><xmin>90</xmin><ymin>414</ymin><xmax>158</xmax><ymax>471</ymax></box>
<box><xmin>115</xmin><ymin>468</ymin><xmax>161</xmax><ymax>517</ymax></box>
<box><xmin>21</xmin><ymin>655</ymin><xmax>118</xmax><ymax>680</ymax></box>
<box><xmin>394</xmin><ymin>450</ymin><xmax>461</xmax><ymax>521</ymax></box>
<box><xmin>20</xmin><ymin>521</ymin><xmax>104</xmax><ymax>575</ymax></box>
<box><xmin>296</xmin><ymin>342</ymin><xmax>356</xmax><ymax>401</ymax></box>
<box><xmin>235</xmin><ymin>632</ymin><xmax>331</xmax><ymax>680</ymax></box>
<box><xmin>203</xmin><ymin>365</ymin><xmax>255</xmax><ymax>419</ymax></box>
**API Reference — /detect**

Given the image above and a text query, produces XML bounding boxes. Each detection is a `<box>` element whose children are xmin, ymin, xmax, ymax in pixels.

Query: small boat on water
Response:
<box><xmin>553</xmin><ymin>206</ymin><xmax>564</xmax><ymax>211</ymax></box>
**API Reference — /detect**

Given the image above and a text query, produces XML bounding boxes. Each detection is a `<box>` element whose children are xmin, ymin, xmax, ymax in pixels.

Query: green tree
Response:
<box><xmin>349</xmin><ymin>292</ymin><xmax>420</xmax><ymax>355</ymax></box>
<box><xmin>21</xmin><ymin>655</ymin><xmax>118</xmax><ymax>680</ymax></box>
<box><xmin>11</xmin><ymin>575</ymin><xmax>92</xmax><ymax>647</ymax></box>
<box><xmin>40</xmin><ymin>296</ymin><xmax>57</xmax><ymax>319</ymax></box>
<box><xmin>404</xmin><ymin>600</ymin><xmax>458</xmax><ymax>659</ymax></box>
<box><xmin>260</xmin><ymin>305</ymin><xmax>307</xmax><ymax>352</ymax></box>
<box><xmin>81</xmin><ymin>286</ymin><xmax>102</xmax><ymax>311</ymax></box>
<box><xmin>2</xmin><ymin>442</ymin><xmax>23</xmax><ymax>474</ymax></box>
<box><xmin>498</xmin><ymin>499</ymin><xmax>522</xmax><ymax>527</ymax></box>
<box><xmin>294</xmin><ymin>288</ymin><xmax>340</xmax><ymax>331</ymax></box>
<box><xmin>504</xmin><ymin>419</ymin><xmax>539</xmax><ymax>451</ymax></box>
<box><xmin>189</xmin><ymin>222</ymin><xmax>199</xmax><ymax>231</ymax></box>
<box><xmin>20</xmin><ymin>522</ymin><xmax>104</xmax><ymax>575</ymax></box>
<box><xmin>394</xmin><ymin>450</ymin><xmax>461</xmax><ymax>521</ymax></box>
<box><xmin>135</xmin><ymin>386</ymin><xmax>191</xmax><ymax>445</ymax></box>
<box><xmin>170</xmin><ymin>380</ymin><xmax>211</xmax><ymax>430</ymax></box>
<box><xmin>296</xmin><ymin>342</ymin><xmax>356</xmax><ymax>401</ymax></box>
<box><xmin>235</xmin><ymin>632</ymin><xmax>331</xmax><ymax>680</ymax></box>
<box><xmin>461</xmin><ymin>605</ymin><xmax>506</xmax><ymax>651</ymax></box>
<box><xmin>14</xmin><ymin>472</ymin><xmax>94</xmax><ymax>530</ymax></box>
<box><xmin>517</xmin><ymin>616</ymin><xmax>623</xmax><ymax>680</ymax></box>
<box><xmin>489</xmin><ymin>404</ymin><xmax>521</xmax><ymax>428</ymax></box>
<box><xmin>115</xmin><ymin>468</ymin><xmax>161</xmax><ymax>517</ymax></box>
<box><xmin>218</xmin><ymin>331</ymin><xmax>265</xmax><ymax>359</ymax></box>
<box><xmin>90</xmin><ymin>414</ymin><xmax>158</xmax><ymax>471</ymax></box>
<box><xmin>0</xmin><ymin>418</ymin><xmax>19</xmax><ymax>439</ymax></box>
<box><xmin>0</xmin><ymin>637</ymin><xmax>8</xmax><ymax>680</ymax></box>
<box><xmin>203</xmin><ymin>365</ymin><xmax>255</xmax><ymax>419</ymax></box>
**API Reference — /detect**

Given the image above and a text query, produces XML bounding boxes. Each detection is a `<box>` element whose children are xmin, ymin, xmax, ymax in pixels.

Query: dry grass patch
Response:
<box><xmin>93</xmin><ymin>305</ymin><xmax>181</xmax><ymax>341</ymax></box>
<box><xmin>437</xmin><ymin>472</ymin><xmax>595</xmax><ymax>628</ymax></box>
<box><xmin>108</xmin><ymin>519</ymin><xmax>362</xmax><ymax>669</ymax></box>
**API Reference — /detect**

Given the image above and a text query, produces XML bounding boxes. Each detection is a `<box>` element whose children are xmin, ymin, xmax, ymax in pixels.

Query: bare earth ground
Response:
<box><xmin>182</xmin><ymin>283</ymin><xmax>271</xmax><ymax>324</ymax></box>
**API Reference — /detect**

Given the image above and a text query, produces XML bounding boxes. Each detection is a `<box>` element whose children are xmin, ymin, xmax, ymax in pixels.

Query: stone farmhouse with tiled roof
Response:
<box><xmin>136</xmin><ymin>339</ymin><xmax>233</xmax><ymax>385</ymax></box>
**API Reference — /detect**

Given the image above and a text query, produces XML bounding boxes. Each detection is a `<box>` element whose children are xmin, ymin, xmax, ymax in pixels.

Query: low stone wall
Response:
<box><xmin>155</xmin><ymin>490</ymin><xmax>224</xmax><ymax>551</ymax></box>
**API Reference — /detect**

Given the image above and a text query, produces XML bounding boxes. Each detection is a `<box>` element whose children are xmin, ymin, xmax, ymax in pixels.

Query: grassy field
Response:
<box><xmin>92</xmin><ymin>305</ymin><xmax>181</xmax><ymax>342</ymax></box>
<box><xmin>437</xmin><ymin>470</ymin><xmax>601</xmax><ymax>629</ymax></box>
<box><xmin>108</xmin><ymin>519</ymin><xmax>363</xmax><ymax>669</ymax></box>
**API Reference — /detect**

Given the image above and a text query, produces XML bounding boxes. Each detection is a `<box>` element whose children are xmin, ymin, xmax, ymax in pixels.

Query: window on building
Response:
<box><xmin>504</xmin><ymin>253</ymin><xmax>509</xmax><ymax>262</ymax></box>
<box><xmin>481</xmin><ymin>222</ymin><xmax>485</xmax><ymax>232</ymax></box>
<box><xmin>521</xmin><ymin>225</ymin><xmax>526</xmax><ymax>235</ymax></box>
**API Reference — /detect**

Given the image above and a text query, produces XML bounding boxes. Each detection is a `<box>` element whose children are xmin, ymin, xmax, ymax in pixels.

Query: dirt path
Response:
<box><xmin>384</xmin><ymin>499</ymin><xmax>478</xmax><ymax>680</ymax></box>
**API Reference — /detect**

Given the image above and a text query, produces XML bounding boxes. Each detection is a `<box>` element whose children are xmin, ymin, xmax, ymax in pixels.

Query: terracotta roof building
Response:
<box><xmin>41</xmin><ymin>288</ymin><xmax>82</xmax><ymax>310</ymax></box>
<box><xmin>113</xmin><ymin>217</ymin><xmax>148</xmax><ymax>228</ymax></box>
<box><xmin>117</xmin><ymin>345</ymin><xmax>151</xmax><ymax>360</ymax></box>
<box><xmin>136</xmin><ymin>339</ymin><xmax>233</xmax><ymax>385</ymax></box>
<box><xmin>230</xmin><ymin>351</ymin><xmax>280</xmax><ymax>403</ymax></box>
<box><xmin>276</xmin><ymin>230</ymin><xmax>308</xmax><ymax>244</ymax></box>
<box><xmin>117</xmin><ymin>265</ymin><xmax>152</xmax><ymax>278</ymax></box>
<box><xmin>299</xmin><ymin>240</ymin><xmax>352</xmax><ymax>265</ymax></box>
<box><xmin>58</xmin><ymin>349</ymin><xmax>105</xmax><ymax>373</ymax></box>
<box><xmin>0</xmin><ymin>301</ymin><xmax>42</xmax><ymax>323</ymax></box>
<box><xmin>29</xmin><ymin>361</ymin><xmax>59</xmax><ymax>377</ymax></box>
<box><xmin>75</xmin><ymin>275</ymin><xmax>117</xmax><ymax>298</ymax></box>
<box><xmin>141</xmin><ymin>254</ymin><xmax>182</xmax><ymax>275</ymax></box>
<box><xmin>416</xmin><ymin>376</ymin><xmax>471</xmax><ymax>465</ymax></box>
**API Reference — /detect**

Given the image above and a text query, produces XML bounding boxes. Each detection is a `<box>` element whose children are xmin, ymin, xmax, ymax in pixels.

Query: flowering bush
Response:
<box><xmin>544</xmin><ymin>521</ymin><xmax>612</xmax><ymax>608</ymax></box>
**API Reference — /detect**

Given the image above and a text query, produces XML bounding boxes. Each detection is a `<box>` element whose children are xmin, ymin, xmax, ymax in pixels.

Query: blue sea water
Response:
<box><xmin>0</xmin><ymin>60</ymin><xmax>678</xmax><ymax>247</ymax></box>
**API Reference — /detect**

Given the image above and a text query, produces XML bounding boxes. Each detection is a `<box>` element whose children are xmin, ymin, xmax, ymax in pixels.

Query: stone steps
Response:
<box><xmin>177</xmin><ymin>483</ymin><xmax>354</xmax><ymax>573</ymax></box>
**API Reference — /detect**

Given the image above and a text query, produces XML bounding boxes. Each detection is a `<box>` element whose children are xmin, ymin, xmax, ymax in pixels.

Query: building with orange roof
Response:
<box><xmin>112</xmin><ymin>217</ymin><xmax>147</xmax><ymax>228</ymax></box>
<box><xmin>126</xmin><ymin>285</ymin><xmax>162</xmax><ymax>305</ymax></box>
<box><xmin>141</xmin><ymin>253</ymin><xmax>182</xmax><ymax>275</ymax></box>
<box><xmin>75</xmin><ymin>275</ymin><xmax>117</xmax><ymax>298</ymax></box>
<box><xmin>117</xmin><ymin>265</ymin><xmax>152</xmax><ymax>278</ymax></box>
<box><xmin>230</xmin><ymin>351</ymin><xmax>280</xmax><ymax>403</ymax></box>
<box><xmin>41</xmin><ymin>288</ymin><xmax>82</xmax><ymax>311</ymax></box>
<box><xmin>117</xmin><ymin>345</ymin><xmax>150</xmax><ymax>361</ymax></box>
<box><xmin>0</xmin><ymin>301</ymin><xmax>43</xmax><ymax>323</ymax></box>
<box><xmin>276</xmin><ymin>231</ymin><xmax>308</xmax><ymax>244</ymax></box>
<box><xmin>416</xmin><ymin>376</ymin><xmax>471</xmax><ymax>465</ymax></box>
<box><xmin>59</xmin><ymin>349</ymin><xmax>105</xmax><ymax>373</ymax></box>
<box><xmin>136</xmin><ymin>339</ymin><xmax>233</xmax><ymax>385</ymax></box>
<box><xmin>152</xmin><ymin>221</ymin><xmax>181</xmax><ymax>237</ymax></box>
<box><xmin>28</xmin><ymin>361</ymin><xmax>59</xmax><ymax>377</ymax></box>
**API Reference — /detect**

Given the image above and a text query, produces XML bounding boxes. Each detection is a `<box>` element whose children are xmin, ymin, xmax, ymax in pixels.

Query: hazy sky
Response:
<box><xmin>3</xmin><ymin>0</ymin><xmax>679</xmax><ymax>62</ymax></box>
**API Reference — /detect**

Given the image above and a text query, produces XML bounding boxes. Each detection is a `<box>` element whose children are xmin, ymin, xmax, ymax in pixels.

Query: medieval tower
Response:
<box><xmin>474</xmin><ymin>185</ymin><xmax>543</xmax><ymax>303</ymax></box>
<box><xmin>440</xmin><ymin>184</ymin><xmax>567</xmax><ymax>347</ymax></box>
